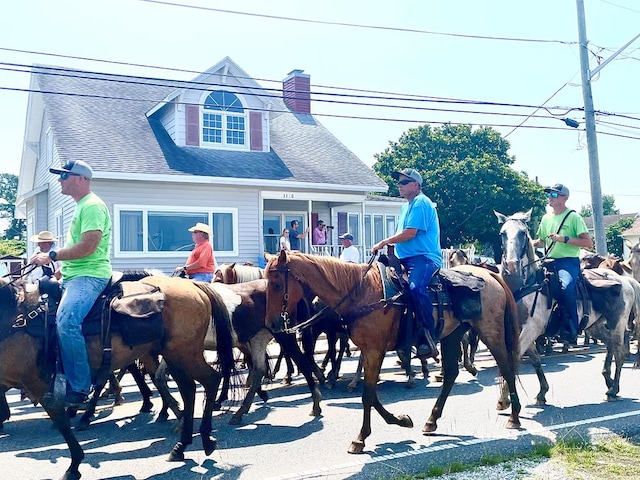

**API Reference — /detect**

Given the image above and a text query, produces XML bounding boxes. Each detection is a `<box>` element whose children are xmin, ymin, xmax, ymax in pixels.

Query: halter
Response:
<box><xmin>270</xmin><ymin>254</ymin><xmax>378</xmax><ymax>334</ymax></box>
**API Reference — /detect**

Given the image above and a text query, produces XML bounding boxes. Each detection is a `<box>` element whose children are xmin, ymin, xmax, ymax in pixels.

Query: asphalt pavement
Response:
<box><xmin>2</xmin><ymin>340</ymin><xmax>640</xmax><ymax>480</ymax></box>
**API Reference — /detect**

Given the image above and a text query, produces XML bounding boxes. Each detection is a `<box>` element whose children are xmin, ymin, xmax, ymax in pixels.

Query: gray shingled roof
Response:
<box><xmin>583</xmin><ymin>213</ymin><xmax>638</xmax><ymax>230</ymax></box>
<box><xmin>35</xmin><ymin>64</ymin><xmax>387</xmax><ymax>190</ymax></box>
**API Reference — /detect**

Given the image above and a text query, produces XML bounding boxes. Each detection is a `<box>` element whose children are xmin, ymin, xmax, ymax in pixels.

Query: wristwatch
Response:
<box><xmin>49</xmin><ymin>250</ymin><xmax>58</xmax><ymax>261</ymax></box>
<box><xmin>564</xmin><ymin>236</ymin><xmax>570</xmax><ymax>244</ymax></box>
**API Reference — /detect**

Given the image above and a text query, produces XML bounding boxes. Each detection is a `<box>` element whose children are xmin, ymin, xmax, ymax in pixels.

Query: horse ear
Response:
<box><xmin>625</xmin><ymin>239</ymin><xmax>633</xmax><ymax>249</ymax></box>
<box><xmin>277</xmin><ymin>249</ymin><xmax>288</xmax><ymax>263</ymax></box>
<box><xmin>494</xmin><ymin>210</ymin><xmax>507</xmax><ymax>224</ymax></box>
<box><xmin>229</xmin><ymin>262</ymin><xmax>237</xmax><ymax>269</ymax></box>
<box><xmin>524</xmin><ymin>208</ymin><xmax>533</xmax><ymax>223</ymax></box>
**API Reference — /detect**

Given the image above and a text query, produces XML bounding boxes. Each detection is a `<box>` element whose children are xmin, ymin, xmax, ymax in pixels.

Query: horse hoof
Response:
<box><xmin>533</xmin><ymin>399</ymin><xmax>547</xmax><ymax>407</ymax></box>
<box><xmin>167</xmin><ymin>442</ymin><xmax>185</xmax><ymax>462</ymax></box>
<box><xmin>434</xmin><ymin>374</ymin><xmax>444</xmax><ymax>382</ymax></box>
<box><xmin>203</xmin><ymin>436</ymin><xmax>217</xmax><ymax>456</ymax></box>
<box><xmin>76</xmin><ymin>418</ymin><xmax>91</xmax><ymax>431</ymax></box>
<box><xmin>61</xmin><ymin>468</ymin><xmax>82</xmax><ymax>480</ymax></box>
<box><xmin>156</xmin><ymin>411</ymin><xmax>169</xmax><ymax>423</ymax></box>
<box><xmin>348</xmin><ymin>440</ymin><xmax>365</xmax><ymax>454</ymax></box>
<box><xmin>405</xmin><ymin>379</ymin><xmax>416</xmax><ymax>389</ymax></box>
<box><xmin>398</xmin><ymin>414</ymin><xmax>413</xmax><ymax>428</ymax></box>
<box><xmin>213</xmin><ymin>401</ymin><xmax>222</xmax><ymax>411</ymax></box>
<box><xmin>506</xmin><ymin>420</ymin><xmax>521</xmax><ymax>430</ymax></box>
<box><xmin>346</xmin><ymin>384</ymin><xmax>357</xmax><ymax>393</ymax></box>
<box><xmin>257</xmin><ymin>390</ymin><xmax>269</xmax><ymax>403</ymax></box>
<box><xmin>310</xmin><ymin>407</ymin><xmax>322</xmax><ymax>417</ymax></box>
<box><xmin>496</xmin><ymin>401</ymin><xmax>510</xmax><ymax>411</ymax></box>
<box><xmin>606</xmin><ymin>394</ymin><xmax>619</xmax><ymax>402</ymax></box>
<box><xmin>422</xmin><ymin>422</ymin><xmax>437</xmax><ymax>433</ymax></box>
<box><xmin>114</xmin><ymin>394</ymin><xmax>125</xmax><ymax>406</ymax></box>
<box><xmin>229</xmin><ymin>415</ymin><xmax>242</xmax><ymax>426</ymax></box>
<box><xmin>140</xmin><ymin>400</ymin><xmax>153</xmax><ymax>413</ymax></box>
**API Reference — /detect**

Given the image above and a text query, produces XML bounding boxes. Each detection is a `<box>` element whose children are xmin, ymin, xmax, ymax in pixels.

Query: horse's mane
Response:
<box><xmin>234</xmin><ymin>264</ymin><xmax>264</xmax><ymax>283</ymax></box>
<box><xmin>287</xmin><ymin>252</ymin><xmax>373</xmax><ymax>294</ymax></box>
<box><xmin>120</xmin><ymin>270</ymin><xmax>154</xmax><ymax>281</ymax></box>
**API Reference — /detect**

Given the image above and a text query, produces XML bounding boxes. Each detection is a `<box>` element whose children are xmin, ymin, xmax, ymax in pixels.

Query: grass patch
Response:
<box><xmin>395</xmin><ymin>433</ymin><xmax>640</xmax><ymax>479</ymax></box>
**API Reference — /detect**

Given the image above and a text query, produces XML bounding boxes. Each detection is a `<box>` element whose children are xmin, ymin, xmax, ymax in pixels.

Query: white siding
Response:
<box><xmin>157</xmin><ymin>103</ymin><xmax>176</xmax><ymax>141</ymax></box>
<box><xmin>94</xmin><ymin>179</ymin><xmax>260</xmax><ymax>272</ymax></box>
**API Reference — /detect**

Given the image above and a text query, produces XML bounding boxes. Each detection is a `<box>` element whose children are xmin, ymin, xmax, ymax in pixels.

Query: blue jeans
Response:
<box><xmin>190</xmin><ymin>272</ymin><xmax>213</xmax><ymax>282</ymax></box>
<box><xmin>400</xmin><ymin>255</ymin><xmax>439</xmax><ymax>338</ymax></box>
<box><xmin>57</xmin><ymin>276</ymin><xmax>110</xmax><ymax>394</ymax></box>
<box><xmin>553</xmin><ymin>257</ymin><xmax>580</xmax><ymax>335</ymax></box>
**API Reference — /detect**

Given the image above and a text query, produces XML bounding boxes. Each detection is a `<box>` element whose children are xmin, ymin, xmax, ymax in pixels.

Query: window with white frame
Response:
<box><xmin>348</xmin><ymin>213</ymin><xmax>360</xmax><ymax>245</ymax></box>
<box><xmin>54</xmin><ymin>209</ymin><xmax>64</xmax><ymax>248</ymax></box>
<box><xmin>386</xmin><ymin>215</ymin><xmax>397</xmax><ymax>237</ymax></box>
<box><xmin>202</xmin><ymin>91</ymin><xmax>246</xmax><ymax>148</ymax></box>
<box><xmin>364</xmin><ymin>214</ymin><xmax>388</xmax><ymax>249</ymax></box>
<box><xmin>114</xmin><ymin>206</ymin><xmax>238</xmax><ymax>256</ymax></box>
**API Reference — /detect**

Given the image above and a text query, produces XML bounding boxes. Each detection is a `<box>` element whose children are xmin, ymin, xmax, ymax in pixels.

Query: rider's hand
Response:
<box><xmin>371</xmin><ymin>241</ymin><xmax>385</xmax><ymax>254</ymax></box>
<box><xmin>30</xmin><ymin>252</ymin><xmax>51</xmax><ymax>267</ymax></box>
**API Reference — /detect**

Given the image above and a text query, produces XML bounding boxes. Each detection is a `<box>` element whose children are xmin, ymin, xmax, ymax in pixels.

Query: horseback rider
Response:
<box><xmin>372</xmin><ymin>168</ymin><xmax>441</xmax><ymax>360</ymax></box>
<box><xmin>27</xmin><ymin>231</ymin><xmax>62</xmax><ymax>283</ymax></box>
<box><xmin>30</xmin><ymin>160</ymin><xmax>112</xmax><ymax>408</ymax></box>
<box><xmin>533</xmin><ymin>183</ymin><xmax>593</xmax><ymax>345</ymax></box>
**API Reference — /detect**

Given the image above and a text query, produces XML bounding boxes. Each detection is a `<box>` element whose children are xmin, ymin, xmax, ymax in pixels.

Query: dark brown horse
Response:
<box><xmin>0</xmin><ymin>274</ymin><xmax>235</xmax><ymax>480</ymax></box>
<box><xmin>265</xmin><ymin>251</ymin><xmax>521</xmax><ymax>453</ymax></box>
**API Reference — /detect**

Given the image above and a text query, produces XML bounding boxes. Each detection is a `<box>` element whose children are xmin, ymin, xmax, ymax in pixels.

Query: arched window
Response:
<box><xmin>202</xmin><ymin>91</ymin><xmax>246</xmax><ymax>147</ymax></box>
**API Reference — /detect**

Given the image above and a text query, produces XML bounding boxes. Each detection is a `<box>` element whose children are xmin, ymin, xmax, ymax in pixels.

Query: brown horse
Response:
<box><xmin>0</xmin><ymin>274</ymin><xmax>235</xmax><ymax>480</ymax></box>
<box><xmin>265</xmin><ymin>251</ymin><xmax>521</xmax><ymax>454</ymax></box>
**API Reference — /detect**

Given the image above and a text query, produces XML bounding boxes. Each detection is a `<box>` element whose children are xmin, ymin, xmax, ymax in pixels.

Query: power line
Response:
<box><xmin>139</xmin><ymin>0</ymin><xmax>577</xmax><ymax>45</ymax></box>
<box><xmin>0</xmin><ymin>62</ymin><xmax>583</xmax><ymax>122</ymax></box>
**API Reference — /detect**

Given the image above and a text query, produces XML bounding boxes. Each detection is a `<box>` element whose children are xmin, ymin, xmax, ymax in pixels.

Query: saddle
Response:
<box><xmin>379</xmin><ymin>253</ymin><xmax>485</xmax><ymax>351</ymax></box>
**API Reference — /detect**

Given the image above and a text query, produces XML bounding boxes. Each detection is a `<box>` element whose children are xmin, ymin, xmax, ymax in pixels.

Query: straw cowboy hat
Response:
<box><xmin>30</xmin><ymin>231</ymin><xmax>58</xmax><ymax>243</ymax></box>
<box><xmin>188</xmin><ymin>222</ymin><xmax>213</xmax><ymax>236</ymax></box>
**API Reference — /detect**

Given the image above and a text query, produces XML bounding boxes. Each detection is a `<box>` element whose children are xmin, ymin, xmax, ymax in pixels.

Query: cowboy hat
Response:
<box><xmin>188</xmin><ymin>222</ymin><xmax>212</xmax><ymax>236</ymax></box>
<box><xmin>30</xmin><ymin>231</ymin><xmax>58</xmax><ymax>243</ymax></box>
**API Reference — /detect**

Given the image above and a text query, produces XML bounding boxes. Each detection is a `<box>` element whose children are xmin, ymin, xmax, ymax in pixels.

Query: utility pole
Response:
<box><xmin>576</xmin><ymin>0</ymin><xmax>607</xmax><ymax>255</ymax></box>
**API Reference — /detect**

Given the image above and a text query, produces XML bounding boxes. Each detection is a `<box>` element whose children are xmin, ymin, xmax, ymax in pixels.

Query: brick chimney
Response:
<box><xmin>283</xmin><ymin>69</ymin><xmax>310</xmax><ymax>114</ymax></box>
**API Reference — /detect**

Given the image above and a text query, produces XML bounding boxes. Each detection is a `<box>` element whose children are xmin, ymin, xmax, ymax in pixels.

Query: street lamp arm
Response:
<box><xmin>590</xmin><ymin>32</ymin><xmax>640</xmax><ymax>80</ymax></box>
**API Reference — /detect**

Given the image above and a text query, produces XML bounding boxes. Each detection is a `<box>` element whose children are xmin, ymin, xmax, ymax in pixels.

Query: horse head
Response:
<box><xmin>213</xmin><ymin>263</ymin><xmax>237</xmax><ymax>283</ymax></box>
<box><xmin>265</xmin><ymin>250</ymin><xmax>306</xmax><ymax>333</ymax></box>
<box><xmin>448</xmin><ymin>249</ymin><xmax>469</xmax><ymax>267</ymax></box>
<box><xmin>494</xmin><ymin>209</ymin><xmax>536</xmax><ymax>288</ymax></box>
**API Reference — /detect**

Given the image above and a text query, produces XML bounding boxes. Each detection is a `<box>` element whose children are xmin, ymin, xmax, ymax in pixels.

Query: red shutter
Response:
<box><xmin>185</xmin><ymin>104</ymin><xmax>200</xmax><ymax>146</ymax></box>
<box><xmin>250</xmin><ymin>111</ymin><xmax>263</xmax><ymax>151</ymax></box>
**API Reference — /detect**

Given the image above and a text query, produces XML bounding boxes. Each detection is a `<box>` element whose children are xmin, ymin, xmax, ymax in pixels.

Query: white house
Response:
<box><xmin>16</xmin><ymin>58</ymin><xmax>403</xmax><ymax>271</ymax></box>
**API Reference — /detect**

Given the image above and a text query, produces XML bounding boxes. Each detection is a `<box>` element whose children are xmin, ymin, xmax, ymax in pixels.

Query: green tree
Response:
<box><xmin>373</xmin><ymin>124</ymin><xmax>546</xmax><ymax>259</ymax></box>
<box><xmin>0</xmin><ymin>239</ymin><xmax>26</xmax><ymax>256</ymax></box>
<box><xmin>579</xmin><ymin>194</ymin><xmax>619</xmax><ymax>217</ymax></box>
<box><xmin>606</xmin><ymin>217</ymin><xmax>635</xmax><ymax>257</ymax></box>
<box><xmin>0</xmin><ymin>173</ymin><xmax>26</xmax><ymax>240</ymax></box>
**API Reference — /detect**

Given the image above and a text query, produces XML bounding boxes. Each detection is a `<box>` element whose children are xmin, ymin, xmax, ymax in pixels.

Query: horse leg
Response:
<box><xmin>463</xmin><ymin>330</ymin><xmax>478</xmax><ymax>376</ymax></box>
<box><xmin>276</xmin><ymin>332</ymin><xmax>322</xmax><ymax>417</ymax></box>
<box><xmin>347</xmin><ymin>354</ymin><xmax>363</xmax><ymax>392</ymax></box>
<box><xmin>230</xmin><ymin>330</ymin><xmax>272</xmax><ymax>425</ymax></box>
<box><xmin>126</xmin><ymin>362</ymin><xmax>154</xmax><ymax>413</ymax></box>
<box><xmin>77</xmin><ymin>369</ymin><xmax>114</xmax><ymax>431</ymax></box>
<box><xmin>40</xmin><ymin>395</ymin><xmax>84</xmax><ymax>480</ymax></box>
<box><xmin>0</xmin><ymin>386</ymin><xmax>10</xmax><ymax>430</ymax></box>
<box><xmin>166</xmin><ymin>365</ymin><xmax>197</xmax><ymax>462</ymax></box>
<box><xmin>395</xmin><ymin>349</ymin><xmax>416</xmax><ymax>389</ymax></box>
<box><xmin>301</xmin><ymin>329</ymin><xmax>327</xmax><ymax>385</ymax></box>
<box><xmin>482</xmin><ymin>331</ymin><xmax>522</xmax><ymax>430</ymax></box>
<box><xmin>151</xmin><ymin>357</ymin><xmax>183</xmax><ymax>424</ymax></box>
<box><xmin>423</xmin><ymin>334</ymin><xmax>462</xmax><ymax>433</ymax></box>
<box><xmin>189</xmin><ymin>360</ymin><xmax>223</xmax><ymax>457</ymax></box>
<box><xmin>349</xmin><ymin>349</ymin><xmax>412</xmax><ymax>454</ymax></box>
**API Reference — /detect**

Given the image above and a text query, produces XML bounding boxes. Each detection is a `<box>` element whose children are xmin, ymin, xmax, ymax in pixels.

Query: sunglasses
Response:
<box><xmin>59</xmin><ymin>172</ymin><xmax>79</xmax><ymax>180</ymax></box>
<box><xmin>397</xmin><ymin>179</ymin><xmax>415</xmax><ymax>186</ymax></box>
<box><xmin>546</xmin><ymin>192</ymin><xmax>561</xmax><ymax>198</ymax></box>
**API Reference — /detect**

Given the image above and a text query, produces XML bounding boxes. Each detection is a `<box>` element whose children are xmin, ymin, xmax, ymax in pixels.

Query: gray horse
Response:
<box><xmin>494</xmin><ymin>209</ymin><xmax>638</xmax><ymax>404</ymax></box>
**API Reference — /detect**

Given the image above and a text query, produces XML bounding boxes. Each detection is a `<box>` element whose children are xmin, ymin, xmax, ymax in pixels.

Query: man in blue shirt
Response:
<box><xmin>372</xmin><ymin>168</ymin><xmax>442</xmax><ymax>360</ymax></box>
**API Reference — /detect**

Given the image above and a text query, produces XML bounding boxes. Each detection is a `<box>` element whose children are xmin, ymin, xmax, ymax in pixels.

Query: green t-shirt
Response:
<box><xmin>61</xmin><ymin>192</ymin><xmax>112</xmax><ymax>280</ymax></box>
<box><xmin>536</xmin><ymin>209</ymin><xmax>589</xmax><ymax>259</ymax></box>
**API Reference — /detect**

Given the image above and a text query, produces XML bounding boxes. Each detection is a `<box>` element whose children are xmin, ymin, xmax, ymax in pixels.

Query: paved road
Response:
<box><xmin>2</xmin><ymin>342</ymin><xmax>640</xmax><ymax>480</ymax></box>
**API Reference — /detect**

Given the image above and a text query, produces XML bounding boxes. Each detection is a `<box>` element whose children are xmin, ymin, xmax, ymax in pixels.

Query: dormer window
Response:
<box><xmin>202</xmin><ymin>91</ymin><xmax>246</xmax><ymax>147</ymax></box>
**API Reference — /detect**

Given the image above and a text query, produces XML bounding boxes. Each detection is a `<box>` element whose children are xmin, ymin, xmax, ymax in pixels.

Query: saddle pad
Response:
<box><xmin>439</xmin><ymin>269</ymin><xmax>486</xmax><ymax>292</ymax></box>
<box><xmin>378</xmin><ymin>261</ymin><xmax>402</xmax><ymax>300</ymax></box>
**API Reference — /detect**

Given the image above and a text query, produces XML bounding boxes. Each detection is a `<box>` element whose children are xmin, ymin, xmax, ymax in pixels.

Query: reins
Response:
<box><xmin>1</xmin><ymin>263</ymin><xmax>37</xmax><ymax>286</ymax></box>
<box><xmin>274</xmin><ymin>253</ymin><xmax>379</xmax><ymax>334</ymax></box>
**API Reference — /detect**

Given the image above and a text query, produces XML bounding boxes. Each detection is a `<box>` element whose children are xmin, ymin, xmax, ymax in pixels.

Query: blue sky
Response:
<box><xmin>1</xmin><ymin>0</ymin><xmax>639</xmax><ymax>214</ymax></box>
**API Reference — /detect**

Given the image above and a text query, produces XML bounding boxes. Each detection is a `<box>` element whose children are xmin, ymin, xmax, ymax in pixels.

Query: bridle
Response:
<box><xmin>1</xmin><ymin>263</ymin><xmax>37</xmax><ymax>286</ymax></box>
<box><xmin>269</xmin><ymin>254</ymin><xmax>378</xmax><ymax>334</ymax></box>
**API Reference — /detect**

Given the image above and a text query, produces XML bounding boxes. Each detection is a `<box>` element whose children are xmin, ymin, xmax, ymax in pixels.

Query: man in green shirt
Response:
<box><xmin>534</xmin><ymin>183</ymin><xmax>593</xmax><ymax>345</ymax></box>
<box><xmin>31</xmin><ymin>160</ymin><xmax>112</xmax><ymax>408</ymax></box>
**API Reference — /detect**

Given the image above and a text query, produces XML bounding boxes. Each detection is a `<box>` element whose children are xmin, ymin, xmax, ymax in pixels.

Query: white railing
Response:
<box><xmin>309</xmin><ymin>245</ymin><xmax>475</xmax><ymax>269</ymax></box>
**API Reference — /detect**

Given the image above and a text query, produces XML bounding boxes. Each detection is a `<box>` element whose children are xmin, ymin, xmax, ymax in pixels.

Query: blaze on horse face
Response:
<box><xmin>494</xmin><ymin>209</ymin><xmax>533</xmax><ymax>284</ymax></box>
<box><xmin>265</xmin><ymin>250</ymin><xmax>305</xmax><ymax>332</ymax></box>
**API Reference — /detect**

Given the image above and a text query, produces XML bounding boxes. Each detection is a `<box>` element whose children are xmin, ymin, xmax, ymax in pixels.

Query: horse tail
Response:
<box><xmin>194</xmin><ymin>283</ymin><xmax>236</xmax><ymax>379</ymax></box>
<box><xmin>493</xmin><ymin>272</ymin><xmax>521</xmax><ymax>370</ymax></box>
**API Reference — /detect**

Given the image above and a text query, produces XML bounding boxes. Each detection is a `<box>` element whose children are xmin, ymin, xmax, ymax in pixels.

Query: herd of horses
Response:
<box><xmin>1</xmin><ymin>210</ymin><xmax>640</xmax><ymax>479</ymax></box>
